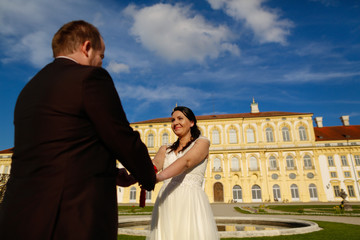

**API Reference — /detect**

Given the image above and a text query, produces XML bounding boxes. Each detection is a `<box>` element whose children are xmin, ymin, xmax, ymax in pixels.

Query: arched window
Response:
<box><xmin>269</xmin><ymin>156</ymin><xmax>277</xmax><ymax>170</ymax></box>
<box><xmin>147</xmin><ymin>133</ymin><xmax>154</xmax><ymax>147</ymax></box>
<box><xmin>286</xmin><ymin>155</ymin><xmax>295</xmax><ymax>169</ymax></box>
<box><xmin>266</xmin><ymin>127</ymin><xmax>274</xmax><ymax>142</ymax></box>
<box><xmin>212</xmin><ymin>129</ymin><xmax>220</xmax><ymax>145</ymax></box>
<box><xmin>304</xmin><ymin>155</ymin><xmax>312</xmax><ymax>169</ymax></box>
<box><xmin>213</xmin><ymin>158</ymin><xmax>221</xmax><ymax>171</ymax></box>
<box><xmin>231</xmin><ymin>157</ymin><xmax>240</xmax><ymax>171</ymax></box>
<box><xmin>249</xmin><ymin>156</ymin><xmax>258</xmax><ymax>171</ymax></box>
<box><xmin>290</xmin><ymin>184</ymin><xmax>299</xmax><ymax>200</ymax></box>
<box><xmin>282</xmin><ymin>127</ymin><xmax>290</xmax><ymax>142</ymax></box>
<box><xmin>246</xmin><ymin>128</ymin><xmax>255</xmax><ymax>143</ymax></box>
<box><xmin>229</xmin><ymin>129</ymin><xmax>237</xmax><ymax>144</ymax></box>
<box><xmin>233</xmin><ymin>185</ymin><xmax>242</xmax><ymax>202</ymax></box>
<box><xmin>252</xmin><ymin>185</ymin><xmax>262</xmax><ymax>201</ymax></box>
<box><xmin>309</xmin><ymin>184</ymin><xmax>318</xmax><ymax>200</ymax></box>
<box><xmin>162</xmin><ymin>132</ymin><xmax>169</xmax><ymax>145</ymax></box>
<box><xmin>130</xmin><ymin>187</ymin><xmax>136</xmax><ymax>201</ymax></box>
<box><xmin>299</xmin><ymin>126</ymin><xmax>307</xmax><ymax>141</ymax></box>
<box><xmin>273</xmin><ymin>184</ymin><xmax>281</xmax><ymax>201</ymax></box>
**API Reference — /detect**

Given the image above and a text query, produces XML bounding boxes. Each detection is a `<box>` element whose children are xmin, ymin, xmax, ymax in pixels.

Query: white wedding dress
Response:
<box><xmin>147</xmin><ymin>136</ymin><xmax>219</xmax><ymax>240</ymax></box>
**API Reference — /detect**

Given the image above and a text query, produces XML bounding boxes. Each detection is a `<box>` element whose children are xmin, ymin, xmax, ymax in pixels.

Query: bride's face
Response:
<box><xmin>171</xmin><ymin>110</ymin><xmax>194</xmax><ymax>138</ymax></box>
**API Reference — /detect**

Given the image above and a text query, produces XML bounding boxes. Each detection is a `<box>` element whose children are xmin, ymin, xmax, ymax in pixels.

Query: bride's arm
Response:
<box><xmin>152</xmin><ymin>145</ymin><xmax>167</xmax><ymax>171</ymax></box>
<box><xmin>156</xmin><ymin>138</ymin><xmax>210</xmax><ymax>182</ymax></box>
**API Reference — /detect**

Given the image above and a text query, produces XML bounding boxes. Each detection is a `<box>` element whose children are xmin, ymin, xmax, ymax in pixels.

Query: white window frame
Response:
<box><xmin>212</xmin><ymin>129</ymin><xmax>220</xmax><ymax>145</ymax></box>
<box><xmin>147</xmin><ymin>133</ymin><xmax>154</xmax><ymax>148</ymax></box>
<box><xmin>273</xmin><ymin>184</ymin><xmax>281</xmax><ymax>201</ymax></box>
<box><xmin>233</xmin><ymin>185</ymin><xmax>242</xmax><ymax>202</ymax></box>
<box><xmin>299</xmin><ymin>126</ymin><xmax>307</xmax><ymax>141</ymax></box>
<box><xmin>251</xmin><ymin>185</ymin><xmax>262</xmax><ymax>202</ymax></box>
<box><xmin>266</xmin><ymin>127</ymin><xmax>274</xmax><ymax>142</ymax></box>
<box><xmin>309</xmin><ymin>184</ymin><xmax>318</xmax><ymax>200</ymax></box>
<box><xmin>229</xmin><ymin>129</ymin><xmax>237</xmax><ymax>144</ymax></box>
<box><xmin>290</xmin><ymin>184</ymin><xmax>300</xmax><ymax>201</ymax></box>
<box><xmin>162</xmin><ymin>132</ymin><xmax>169</xmax><ymax>145</ymax></box>
<box><xmin>282</xmin><ymin>127</ymin><xmax>290</xmax><ymax>142</ymax></box>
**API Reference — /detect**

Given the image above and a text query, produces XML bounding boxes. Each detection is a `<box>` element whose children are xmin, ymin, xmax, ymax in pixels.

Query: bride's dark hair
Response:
<box><xmin>168</xmin><ymin>106</ymin><xmax>201</xmax><ymax>153</ymax></box>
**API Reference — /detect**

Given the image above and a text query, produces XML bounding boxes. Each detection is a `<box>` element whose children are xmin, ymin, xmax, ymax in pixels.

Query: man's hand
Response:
<box><xmin>116</xmin><ymin>168</ymin><xmax>138</xmax><ymax>187</ymax></box>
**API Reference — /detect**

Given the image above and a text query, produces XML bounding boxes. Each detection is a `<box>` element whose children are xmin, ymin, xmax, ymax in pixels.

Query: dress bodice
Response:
<box><xmin>162</xmin><ymin>136</ymin><xmax>209</xmax><ymax>189</ymax></box>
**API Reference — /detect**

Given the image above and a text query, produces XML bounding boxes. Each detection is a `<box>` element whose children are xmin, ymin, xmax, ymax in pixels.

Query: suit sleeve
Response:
<box><xmin>82</xmin><ymin>67</ymin><xmax>156</xmax><ymax>190</ymax></box>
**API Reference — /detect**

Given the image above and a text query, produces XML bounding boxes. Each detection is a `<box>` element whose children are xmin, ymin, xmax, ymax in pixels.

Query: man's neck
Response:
<box><xmin>56</xmin><ymin>56</ymin><xmax>78</xmax><ymax>63</ymax></box>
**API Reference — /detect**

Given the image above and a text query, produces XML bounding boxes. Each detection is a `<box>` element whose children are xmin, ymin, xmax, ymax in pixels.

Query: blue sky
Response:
<box><xmin>0</xmin><ymin>0</ymin><xmax>359</xmax><ymax>149</ymax></box>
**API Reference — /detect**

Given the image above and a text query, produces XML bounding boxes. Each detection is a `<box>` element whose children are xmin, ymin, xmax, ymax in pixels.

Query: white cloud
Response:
<box><xmin>124</xmin><ymin>3</ymin><xmax>239</xmax><ymax>63</ymax></box>
<box><xmin>309</xmin><ymin>0</ymin><xmax>338</xmax><ymax>7</ymax></box>
<box><xmin>106</xmin><ymin>61</ymin><xmax>130</xmax><ymax>74</ymax></box>
<box><xmin>207</xmin><ymin>0</ymin><xmax>293</xmax><ymax>45</ymax></box>
<box><xmin>284</xmin><ymin>69</ymin><xmax>360</xmax><ymax>82</ymax></box>
<box><xmin>0</xmin><ymin>0</ymin><xmax>106</xmax><ymax>67</ymax></box>
<box><xmin>116</xmin><ymin>83</ymin><xmax>212</xmax><ymax>106</ymax></box>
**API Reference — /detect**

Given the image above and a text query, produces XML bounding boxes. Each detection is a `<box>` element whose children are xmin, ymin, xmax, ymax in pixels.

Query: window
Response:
<box><xmin>344</xmin><ymin>171</ymin><xmax>351</xmax><ymax>178</ymax></box>
<box><xmin>162</xmin><ymin>133</ymin><xmax>169</xmax><ymax>145</ymax></box>
<box><xmin>273</xmin><ymin>184</ymin><xmax>281</xmax><ymax>201</ymax></box>
<box><xmin>233</xmin><ymin>185</ymin><xmax>242</xmax><ymax>201</ymax></box>
<box><xmin>282</xmin><ymin>127</ymin><xmax>291</xmax><ymax>142</ymax></box>
<box><xmin>213</xmin><ymin>158</ymin><xmax>221</xmax><ymax>171</ymax></box>
<box><xmin>299</xmin><ymin>126</ymin><xmax>307</xmax><ymax>141</ymax></box>
<box><xmin>309</xmin><ymin>184</ymin><xmax>318</xmax><ymax>200</ymax></box>
<box><xmin>328</xmin><ymin>156</ymin><xmax>334</xmax><ymax>166</ymax></box>
<box><xmin>252</xmin><ymin>185</ymin><xmax>262</xmax><ymax>201</ymax></box>
<box><xmin>229</xmin><ymin>129</ymin><xmax>237</xmax><ymax>144</ymax></box>
<box><xmin>130</xmin><ymin>187</ymin><xmax>136</xmax><ymax>201</ymax></box>
<box><xmin>330</xmin><ymin>172</ymin><xmax>337</xmax><ymax>178</ymax></box>
<box><xmin>290</xmin><ymin>184</ymin><xmax>299</xmax><ymax>200</ymax></box>
<box><xmin>4</xmin><ymin>166</ymin><xmax>9</xmax><ymax>174</ymax></box>
<box><xmin>266</xmin><ymin>128</ymin><xmax>274</xmax><ymax>142</ymax></box>
<box><xmin>246</xmin><ymin>128</ymin><xmax>255</xmax><ymax>143</ymax></box>
<box><xmin>333</xmin><ymin>185</ymin><xmax>340</xmax><ymax>197</ymax></box>
<box><xmin>341</xmin><ymin>156</ymin><xmax>348</xmax><ymax>166</ymax></box>
<box><xmin>304</xmin><ymin>155</ymin><xmax>312</xmax><ymax>169</ymax></box>
<box><xmin>146</xmin><ymin>190</ymin><xmax>152</xmax><ymax>201</ymax></box>
<box><xmin>286</xmin><ymin>155</ymin><xmax>295</xmax><ymax>169</ymax></box>
<box><xmin>147</xmin><ymin>133</ymin><xmax>154</xmax><ymax>148</ymax></box>
<box><xmin>249</xmin><ymin>156</ymin><xmax>258</xmax><ymax>171</ymax></box>
<box><xmin>355</xmin><ymin>155</ymin><xmax>360</xmax><ymax>165</ymax></box>
<box><xmin>269</xmin><ymin>156</ymin><xmax>277</xmax><ymax>170</ymax></box>
<box><xmin>231</xmin><ymin>157</ymin><xmax>240</xmax><ymax>171</ymax></box>
<box><xmin>212</xmin><ymin>129</ymin><xmax>220</xmax><ymax>145</ymax></box>
<box><xmin>347</xmin><ymin>185</ymin><xmax>355</xmax><ymax>197</ymax></box>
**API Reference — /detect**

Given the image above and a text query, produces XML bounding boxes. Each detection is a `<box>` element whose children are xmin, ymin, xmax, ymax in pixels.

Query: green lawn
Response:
<box><xmin>118</xmin><ymin>205</ymin><xmax>153</xmax><ymax>215</ymax></box>
<box><xmin>118</xmin><ymin>221</ymin><xmax>360</xmax><ymax>240</ymax></box>
<box><xmin>266</xmin><ymin>204</ymin><xmax>360</xmax><ymax>215</ymax></box>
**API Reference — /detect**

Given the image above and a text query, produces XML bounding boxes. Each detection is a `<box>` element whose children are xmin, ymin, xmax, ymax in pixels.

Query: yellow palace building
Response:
<box><xmin>1</xmin><ymin>100</ymin><xmax>360</xmax><ymax>204</ymax></box>
<box><xmin>118</xmin><ymin>100</ymin><xmax>360</xmax><ymax>204</ymax></box>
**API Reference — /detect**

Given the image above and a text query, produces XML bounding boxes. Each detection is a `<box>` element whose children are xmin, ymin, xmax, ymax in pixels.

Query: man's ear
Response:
<box><xmin>81</xmin><ymin>40</ymin><xmax>91</xmax><ymax>57</ymax></box>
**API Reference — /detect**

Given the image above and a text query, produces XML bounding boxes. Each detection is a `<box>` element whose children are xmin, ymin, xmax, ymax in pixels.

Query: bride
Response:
<box><xmin>147</xmin><ymin>106</ymin><xmax>219</xmax><ymax>240</ymax></box>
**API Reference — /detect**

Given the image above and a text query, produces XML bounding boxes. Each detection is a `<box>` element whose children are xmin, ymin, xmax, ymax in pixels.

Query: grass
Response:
<box><xmin>118</xmin><ymin>221</ymin><xmax>360</xmax><ymax>240</ymax></box>
<box><xmin>118</xmin><ymin>205</ymin><xmax>153</xmax><ymax>215</ymax></box>
<box><xmin>266</xmin><ymin>204</ymin><xmax>360</xmax><ymax>215</ymax></box>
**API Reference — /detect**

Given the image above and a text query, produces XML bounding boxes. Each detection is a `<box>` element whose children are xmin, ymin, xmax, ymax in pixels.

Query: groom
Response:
<box><xmin>0</xmin><ymin>20</ymin><xmax>156</xmax><ymax>240</ymax></box>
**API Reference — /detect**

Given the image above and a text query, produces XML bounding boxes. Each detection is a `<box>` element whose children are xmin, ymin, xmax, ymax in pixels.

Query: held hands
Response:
<box><xmin>116</xmin><ymin>168</ymin><xmax>138</xmax><ymax>187</ymax></box>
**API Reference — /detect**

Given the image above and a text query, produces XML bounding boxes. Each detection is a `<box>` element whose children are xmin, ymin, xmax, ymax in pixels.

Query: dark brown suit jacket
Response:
<box><xmin>0</xmin><ymin>58</ymin><xmax>156</xmax><ymax>240</ymax></box>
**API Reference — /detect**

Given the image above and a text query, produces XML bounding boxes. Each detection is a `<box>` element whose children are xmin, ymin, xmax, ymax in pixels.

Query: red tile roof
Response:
<box><xmin>314</xmin><ymin>125</ymin><xmax>360</xmax><ymax>141</ymax></box>
<box><xmin>132</xmin><ymin>111</ymin><xmax>312</xmax><ymax>124</ymax></box>
<box><xmin>0</xmin><ymin>148</ymin><xmax>13</xmax><ymax>154</ymax></box>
